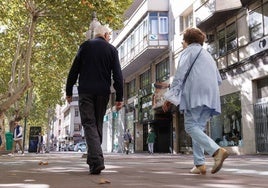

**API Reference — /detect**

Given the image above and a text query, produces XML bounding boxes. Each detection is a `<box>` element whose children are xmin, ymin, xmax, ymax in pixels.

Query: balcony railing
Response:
<box><xmin>195</xmin><ymin>0</ymin><xmax>242</xmax><ymax>30</ymax></box>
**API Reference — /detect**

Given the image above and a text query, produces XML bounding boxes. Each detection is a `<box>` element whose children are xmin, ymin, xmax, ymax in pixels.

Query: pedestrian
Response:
<box><xmin>36</xmin><ymin>132</ymin><xmax>44</xmax><ymax>154</ymax></box>
<box><xmin>162</xmin><ymin>27</ymin><xmax>229</xmax><ymax>175</ymax></box>
<box><xmin>123</xmin><ymin>129</ymin><xmax>132</xmax><ymax>154</ymax></box>
<box><xmin>65</xmin><ymin>24</ymin><xmax>123</xmax><ymax>175</ymax></box>
<box><xmin>147</xmin><ymin>128</ymin><xmax>156</xmax><ymax>154</ymax></box>
<box><xmin>9</xmin><ymin>119</ymin><xmax>24</xmax><ymax>156</ymax></box>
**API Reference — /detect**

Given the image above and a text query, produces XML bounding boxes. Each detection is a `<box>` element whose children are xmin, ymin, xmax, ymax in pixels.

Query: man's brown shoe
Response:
<box><xmin>211</xmin><ymin>148</ymin><xmax>229</xmax><ymax>174</ymax></box>
<box><xmin>190</xmin><ymin>165</ymin><xmax>206</xmax><ymax>175</ymax></box>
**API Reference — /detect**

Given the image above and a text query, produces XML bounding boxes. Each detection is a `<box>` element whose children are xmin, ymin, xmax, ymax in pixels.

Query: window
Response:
<box><xmin>226</xmin><ymin>23</ymin><xmax>237</xmax><ymax>51</ymax></box>
<box><xmin>134</xmin><ymin>28</ymin><xmax>140</xmax><ymax>48</ymax></box>
<box><xmin>218</xmin><ymin>29</ymin><xmax>226</xmax><ymax>56</ymax></box>
<box><xmin>139</xmin><ymin>95</ymin><xmax>153</xmax><ymax>121</ymax></box>
<box><xmin>149</xmin><ymin>13</ymin><xmax>158</xmax><ymax>35</ymax></box>
<box><xmin>75</xmin><ymin>108</ymin><xmax>79</xmax><ymax>117</ymax></box>
<box><xmin>149</xmin><ymin>12</ymin><xmax>169</xmax><ymax>40</ymax></box>
<box><xmin>127</xmin><ymin>79</ymin><xmax>136</xmax><ymax>98</ymax></box>
<box><xmin>249</xmin><ymin>6</ymin><xmax>263</xmax><ymax>41</ymax></box>
<box><xmin>264</xmin><ymin>2</ymin><xmax>268</xmax><ymax>35</ymax></box>
<box><xmin>179</xmin><ymin>11</ymin><xmax>193</xmax><ymax>33</ymax></box>
<box><xmin>74</xmin><ymin>124</ymin><xmax>80</xmax><ymax>131</ymax></box>
<box><xmin>159</xmin><ymin>17</ymin><xmax>168</xmax><ymax>34</ymax></box>
<box><xmin>130</xmin><ymin>34</ymin><xmax>135</xmax><ymax>58</ymax></box>
<box><xmin>210</xmin><ymin>92</ymin><xmax>242</xmax><ymax>147</ymax></box>
<box><xmin>143</xmin><ymin>19</ymin><xmax>148</xmax><ymax>37</ymax></box>
<box><xmin>158</xmin><ymin>13</ymin><xmax>168</xmax><ymax>40</ymax></box>
<box><xmin>127</xmin><ymin>37</ymin><xmax>131</xmax><ymax>59</ymax></box>
<box><xmin>185</xmin><ymin>12</ymin><xmax>193</xmax><ymax>29</ymax></box>
<box><xmin>138</xmin><ymin>70</ymin><xmax>153</xmax><ymax>122</ymax></box>
<box><xmin>207</xmin><ymin>41</ymin><xmax>217</xmax><ymax>59</ymax></box>
<box><xmin>215</xmin><ymin>24</ymin><xmax>238</xmax><ymax>57</ymax></box>
<box><xmin>257</xmin><ymin>77</ymin><xmax>268</xmax><ymax>99</ymax></box>
<box><xmin>119</xmin><ymin>46</ymin><xmax>124</xmax><ymax>63</ymax></box>
<box><xmin>140</xmin><ymin>70</ymin><xmax>151</xmax><ymax>96</ymax></box>
<box><xmin>72</xmin><ymin>96</ymin><xmax>79</xmax><ymax>101</ymax></box>
<box><xmin>156</xmin><ymin>59</ymin><xmax>170</xmax><ymax>82</ymax></box>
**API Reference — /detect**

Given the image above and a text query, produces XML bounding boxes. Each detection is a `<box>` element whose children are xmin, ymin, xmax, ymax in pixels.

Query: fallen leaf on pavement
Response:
<box><xmin>38</xmin><ymin>161</ymin><xmax>49</xmax><ymax>165</ymax></box>
<box><xmin>99</xmin><ymin>178</ymin><xmax>111</xmax><ymax>184</ymax></box>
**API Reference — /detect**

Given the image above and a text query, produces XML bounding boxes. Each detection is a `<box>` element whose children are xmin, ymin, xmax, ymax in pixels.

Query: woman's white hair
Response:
<box><xmin>94</xmin><ymin>25</ymin><xmax>111</xmax><ymax>37</ymax></box>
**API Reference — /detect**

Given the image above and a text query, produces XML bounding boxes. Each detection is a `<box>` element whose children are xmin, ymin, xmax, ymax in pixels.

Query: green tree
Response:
<box><xmin>0</xmin><ymin>0</ymin><xmax>132</xmax><ymax>150</ymax></box>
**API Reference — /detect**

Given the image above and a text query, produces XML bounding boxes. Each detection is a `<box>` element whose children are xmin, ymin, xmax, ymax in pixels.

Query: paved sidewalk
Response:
<box><xmin>0</xmin><ymin>152</ymin><xmax>268</xmax><ymax>188</ymax></box>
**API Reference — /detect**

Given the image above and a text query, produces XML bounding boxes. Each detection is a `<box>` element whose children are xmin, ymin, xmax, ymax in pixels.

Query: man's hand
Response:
<box><xmin>115</xmin><ymin>101</ymin><xmax>123</xmax><ymax>111</ymax></box>
<box><xmin>162</xmin><ymin>100</ymin><xmax>171</xmax><ymax>112</ymax></box>
<box><xmin>66</xmin><ymin>96</ymin><xmax>72</xmax><ymax>104</ymax></box>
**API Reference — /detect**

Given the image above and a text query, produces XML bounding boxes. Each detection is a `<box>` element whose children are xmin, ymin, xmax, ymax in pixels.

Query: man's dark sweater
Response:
<box><xmin>66</xmin><ymin>37</ymin><xmax>123</xmax><ymax>102</ymax></box>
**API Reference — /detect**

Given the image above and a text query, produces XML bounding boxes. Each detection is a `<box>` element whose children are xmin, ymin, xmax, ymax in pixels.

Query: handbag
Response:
<box><xmin>164</xmin><ymin>48</ymin><xmax>203</xmax><ymax>106</ymax></box>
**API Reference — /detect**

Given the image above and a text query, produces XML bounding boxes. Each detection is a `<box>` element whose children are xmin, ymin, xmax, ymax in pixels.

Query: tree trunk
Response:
<box><xmin>0</xmin><ymin>112</ymin><xmax>6</xmax><ymax>151</ymax></box>
<box><xmin>0</xmin><ymin>4</ymin><xmax>38</xmax><ymax>151</ymax></box>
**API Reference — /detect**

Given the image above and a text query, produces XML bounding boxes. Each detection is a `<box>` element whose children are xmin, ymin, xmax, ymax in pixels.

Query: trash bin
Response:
<box><xmin>28</xmin><ymin>126</ymin><xmax>41</xmax><ymax>153</ymax></box>
<box><xmin>5</xmin><ymin>132</ymin><xmax>13</xmax><ymax>151</ymax></box>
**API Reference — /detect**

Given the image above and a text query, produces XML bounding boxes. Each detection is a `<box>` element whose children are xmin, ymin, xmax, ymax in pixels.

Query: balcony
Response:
<box><xmin>112</xmin><ymin>0</ymin><xmax>169</xmax><ymax>78</ymax></box>
<box><xmin>121</xmin><ymin>38</ymin><xmax>168</xmax><ymax>78</ymax></box>
<box><xmin>195</xmin><ymin>0</ymin><xmax>242</xmax><ymax>31</ymax></box>
<box><xmin>240</xmin><ymin>0</ymin><xmax>256</xmax><ymax>6</ymax></box>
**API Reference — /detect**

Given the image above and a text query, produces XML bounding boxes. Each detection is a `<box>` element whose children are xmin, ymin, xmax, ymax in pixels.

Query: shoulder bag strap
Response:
<box><xmin>181</xmin><ymin>48</ymin><xmax>203</xmax><ymax>88</ymax></box>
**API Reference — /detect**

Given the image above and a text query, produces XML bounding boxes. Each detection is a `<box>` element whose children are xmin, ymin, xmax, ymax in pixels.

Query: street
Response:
<box><xmin>0</xmin><ymin>152</ymin><xmax>268</xmax><ymax>188</ymax></box>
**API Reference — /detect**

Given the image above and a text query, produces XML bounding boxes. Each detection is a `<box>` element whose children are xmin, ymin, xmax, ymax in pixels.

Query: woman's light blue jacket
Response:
<box><xmin>171</xmin><ymin>43</ymin><xmax>222</xmax><ymax>116</ymax></box>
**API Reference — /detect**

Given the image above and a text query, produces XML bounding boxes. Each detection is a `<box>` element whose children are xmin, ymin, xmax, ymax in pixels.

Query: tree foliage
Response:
<box><xmin>0</xmin><ymin>0</ymin><xmax>132</xmax><ymax>147</ymax></box>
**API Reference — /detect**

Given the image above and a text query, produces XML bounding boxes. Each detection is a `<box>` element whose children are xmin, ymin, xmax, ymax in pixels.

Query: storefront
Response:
<box><xmin>211</xmin><ymin>92</ymin><xmax>242</xmax><ymax>147</ymax></box>
<box><xmin>216</xmin><ymin>49</ymin><xmax>268</xmax><ymax>154</ymax></box>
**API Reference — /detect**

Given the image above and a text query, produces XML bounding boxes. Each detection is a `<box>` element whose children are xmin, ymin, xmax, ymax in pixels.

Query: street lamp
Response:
<box><xmin>85</xmin><ymin>12</ymin><xmax>101</xmax><ymax>40</ymax></box>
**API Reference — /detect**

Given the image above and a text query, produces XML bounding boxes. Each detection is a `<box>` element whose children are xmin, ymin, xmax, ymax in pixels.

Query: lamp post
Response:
<box><xmin>46</xmin><ymin>108</ymin><xmax>52</xmax><ymax>153</ymax></box>
<box><xmin>85</xmin><ymin>12</ymin><xmax>101</xmax><ymax>40</ymax></box>
<box><xmin>22</xmin><ymin>91</ymin><xmax>28</xmax><ymax>151</ymax></box>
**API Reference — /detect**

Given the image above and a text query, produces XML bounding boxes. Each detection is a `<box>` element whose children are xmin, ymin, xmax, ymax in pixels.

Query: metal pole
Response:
<box><xmin>46</xmin><ymin>108</ymin><xmax>51</xmax><ymax>153</ymax></box>
<box><xmin>86</xmin><ymin>12</ymin><xmax>100</xmax><ymax>40</ymax></box>
<box><xmin>91</xmin><ymin>12</ymin><xmax>97</xmax><ymax>39</ymax></box>
<box><xmin>23</xmin><ymin>91</ymin><xmax>28</xmax><ymax>151</ymax></box>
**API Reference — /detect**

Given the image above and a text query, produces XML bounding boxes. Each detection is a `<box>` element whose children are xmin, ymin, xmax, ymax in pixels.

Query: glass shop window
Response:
<box><xmin>210</xmin><ymin>92</ymin><xmax>243</xmax><ymax>147</ymax></box>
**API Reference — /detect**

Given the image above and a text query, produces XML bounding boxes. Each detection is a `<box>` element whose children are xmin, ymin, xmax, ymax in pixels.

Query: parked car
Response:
<box><xmin>74</xmin><ymin>142</ymin><xmax>87</xmax><ymax>152</ymax></box>
<box><xmin>60</xmin><ymin>144</ymin><xmax>68</xmax><ymax>151</ymax></box>
<box><xmin>67</xmin><ymin>144</ymin><xmax>75</xmax><ymax>151</ymax></box>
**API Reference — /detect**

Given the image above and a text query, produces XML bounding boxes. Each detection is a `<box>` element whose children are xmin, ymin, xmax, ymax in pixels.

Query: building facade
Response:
<box><xmin>109</xmin><ymin>0</ymin><xmax>268</xmax><ymax>155</ymax></box>
<box><xmin>53</xmin><ymin>0</ymin><xmax>268</xmax><ymax>155</ymax></box>
<box><xmin>194</xmin><ymin>0</ymin><xmax>268</xmax><ymax>154</ymax></box>
<box><xmin>53</xmin><ymin>86</ymin><xmax>85</xmax><ymax>151</ymax></box>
